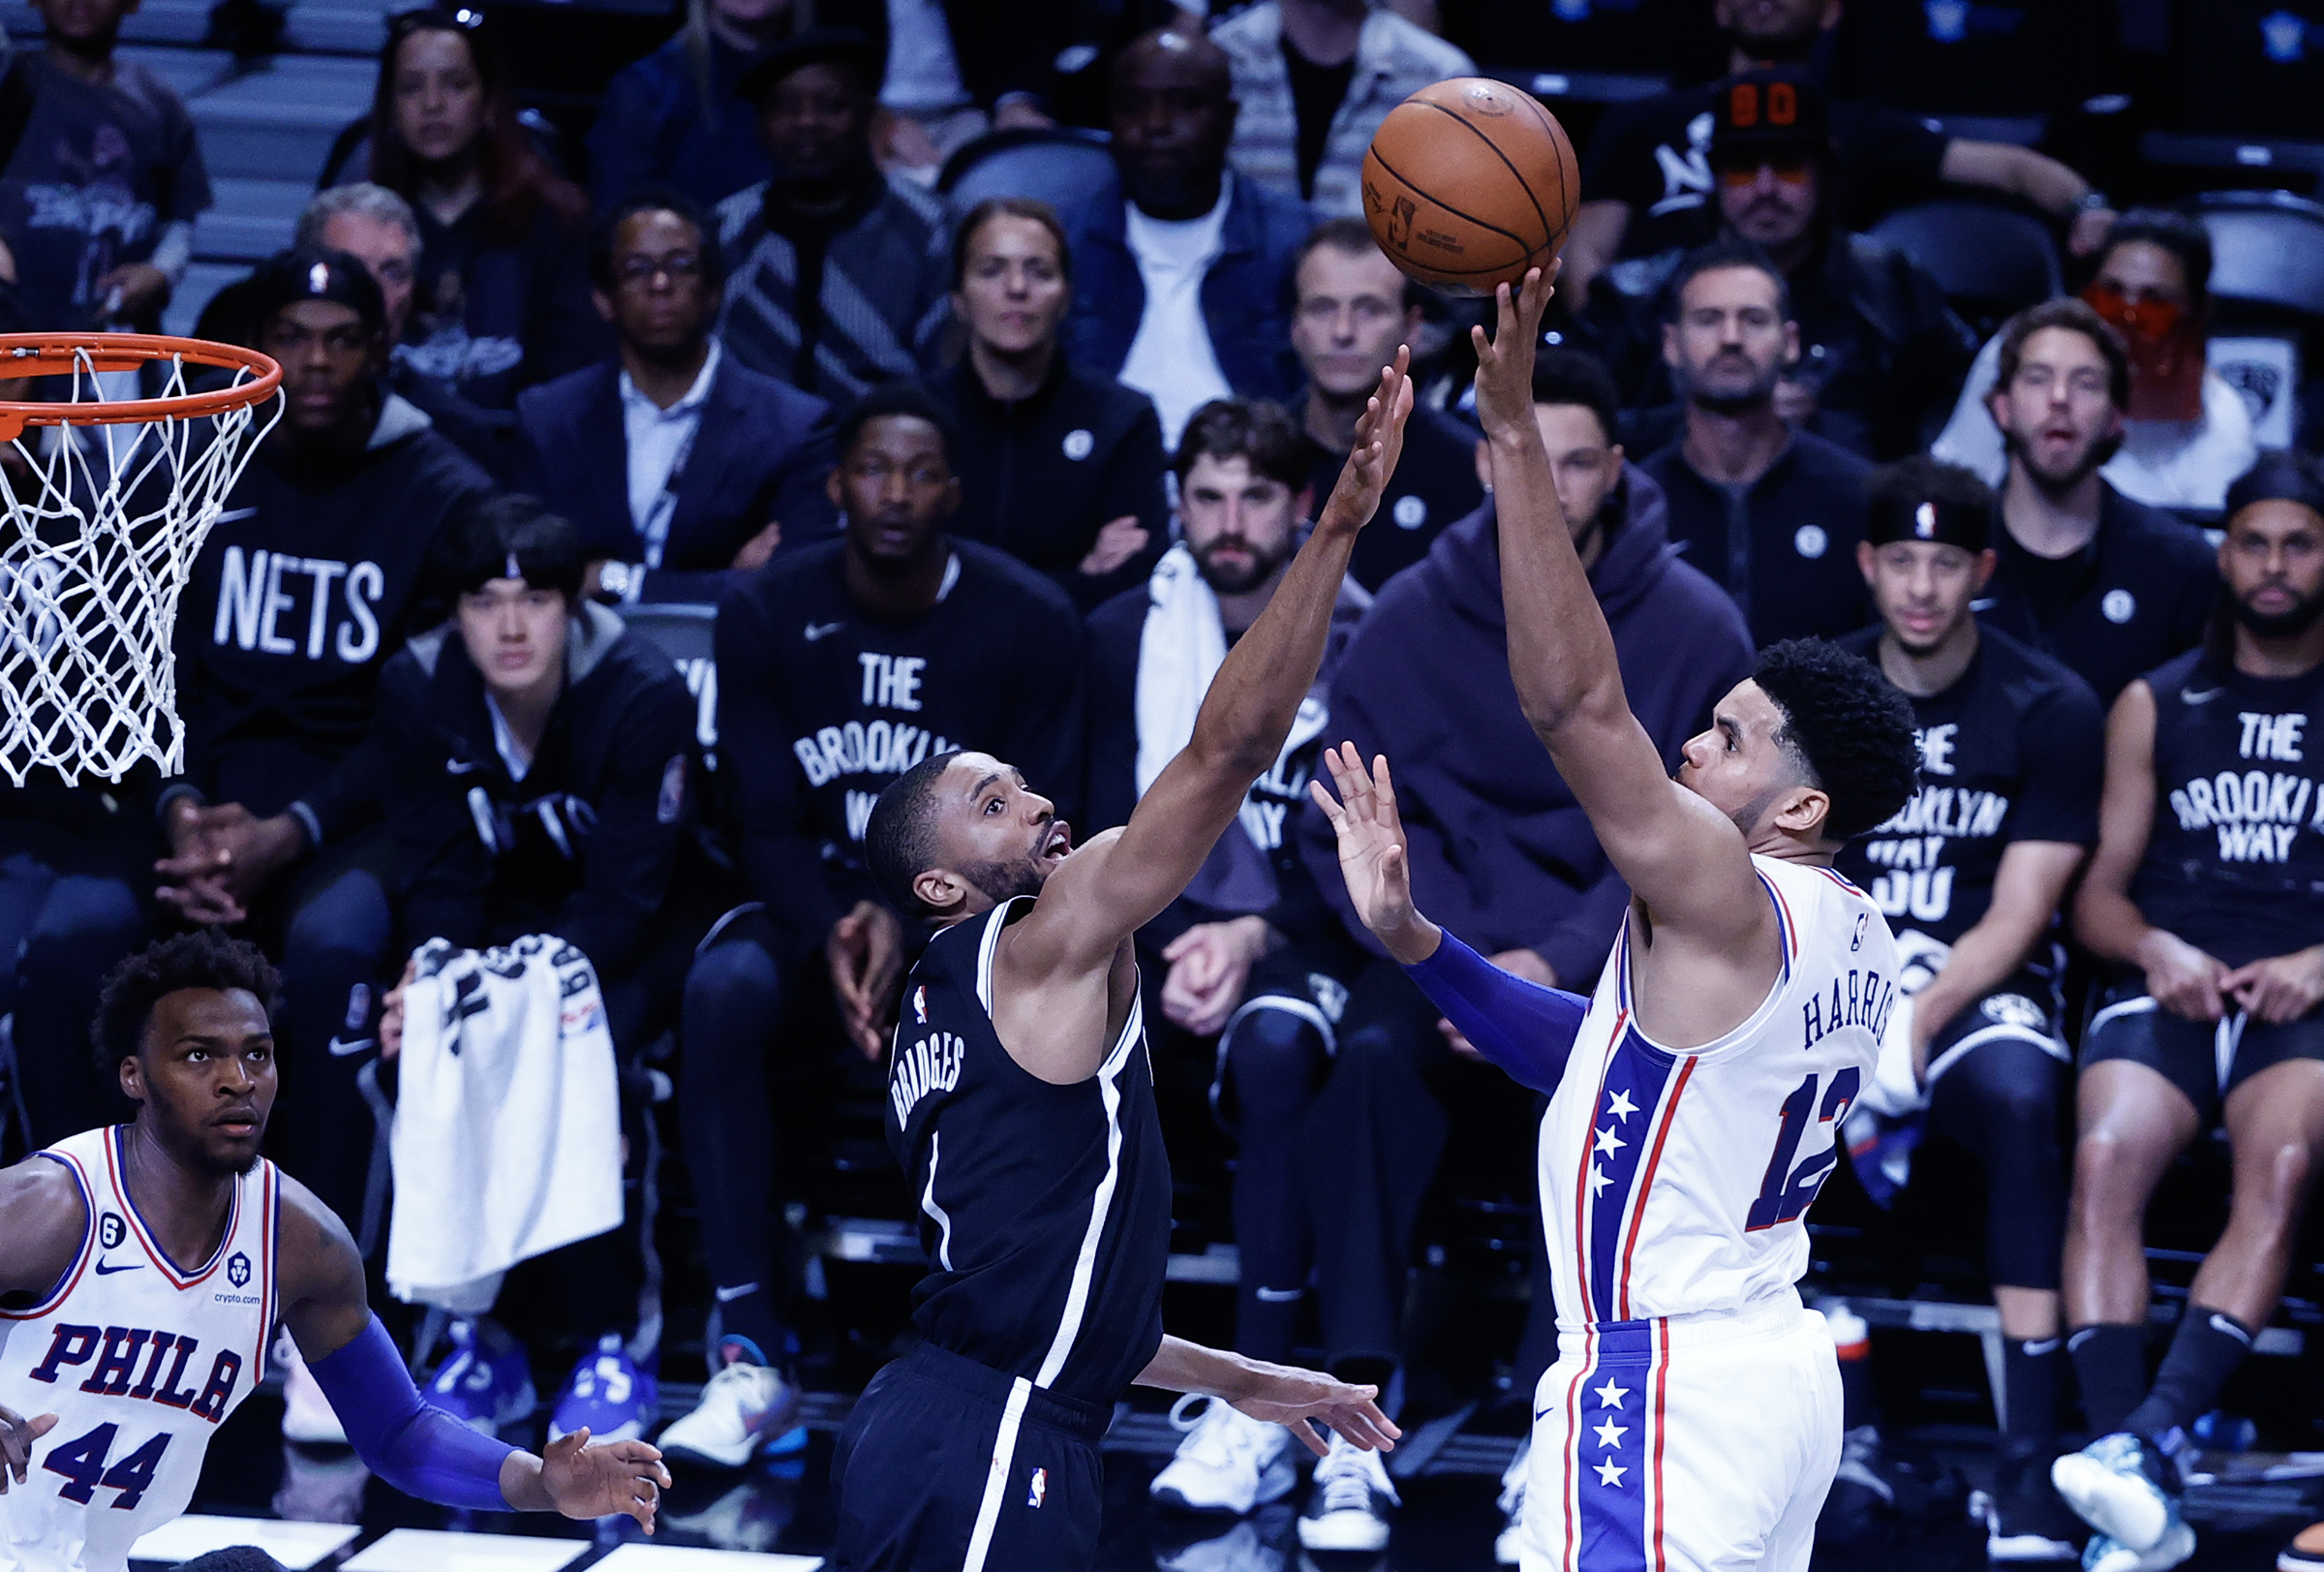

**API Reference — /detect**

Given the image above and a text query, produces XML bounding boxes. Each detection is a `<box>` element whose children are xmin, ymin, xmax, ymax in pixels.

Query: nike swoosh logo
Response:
<box><xmin>445</xmin><ymin>758</ymin><xmax>481</xmax><ymax>774</ymax></box>
<box><xmin>804</xmin><ymin>622</ymin><xmax>843</xmax><ymax>641</ymax></box>
<box><xmin>714</xmin><ymin>1282</ymin><xmax>761</xmax><ymax>1303</ymax></box>
<box><xmin>2209</xmin><ymin>1312</ymin><xmax>2253</xmax><ymax>1344</ymax></box>
<box><xmin>1534</xmin><ymin>1405</ymin><xmax>1552</xmax><ymax>1423</ymax></box>
<box><xmin>2182</xmin><ymin>688</ymin><xmax>2224</xmax><ymax>704</ymax></box>
<box><xmin>94</xmin><ymin>1260</ymin><xmax>143</xmax><ymax>1275</ymax></box>
<box><xmin>1253</xmin><ymin>1287</ymin><xmax>1304</xmax><ymax>1303</ymax></box>
<box><xmin>326</xmin><ymin>1035</ymin><xmax>375</xmax><ymax>1058</ymax></box>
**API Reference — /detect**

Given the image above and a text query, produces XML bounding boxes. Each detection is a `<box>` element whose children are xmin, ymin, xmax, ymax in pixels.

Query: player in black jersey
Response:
<box><xmin>1835</xmin><ymin>459</ymin><xmax>2103</xmax><ymax>1561</ymax></box>
<box><xmin>835</xmin><ymin>356</ymin><xmax>1417</xmax><ymax>1572</ymax></box>
<box><xmin>2051</xmin><ymin>454</ymin><xmax>2324</xmax><ymax>1572</ymax></box>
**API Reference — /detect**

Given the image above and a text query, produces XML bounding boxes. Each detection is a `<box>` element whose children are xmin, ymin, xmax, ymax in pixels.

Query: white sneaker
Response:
<box><xmin>657</xmin><ymin>1347</ymin><xmax>800</xmax><ymax>1469</ymax></box>
<box><xmin>1494</xmin><ymin>1434</ymin><xmax>1530</xmax><ymax>1564</ymax></box>
<box><xmin>1150</xmin><ymin>1395</ymin><xmax>1298</xmax><ymax>1515</ymax></box>
<box><xmin>2052</xmin><ymin>1433</ymin><xmax>2178</xmax><ymax>1553</ymax></box>
<box><xmin>275</xmin><ymin>1329</ymin><xmax>347</xmax><ymax>1446</ymax></box>
<box><xmin>2085</xmin><ymin>1523</ymin><xmax>2196</xmax><ymax>1572</ymax></box>
<box><xmin>1296</xmin><ymin>1433</ymin><xmax>1398</xmax><ymax>1552</ymax></box>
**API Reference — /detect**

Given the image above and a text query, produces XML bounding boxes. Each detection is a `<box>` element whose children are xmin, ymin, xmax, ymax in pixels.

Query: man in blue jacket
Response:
<box><xmin>515</xmin><ymin>191</ymin><xmax>837</xmax><ymax>606</ymax></box>
<box><xmin>1055</xmin><ymin>27</ymin><xmax>1312</xmax><ymax>445</ymax></box>
<box><xmin>1287</xmin><ymin>351</ymin><xmax>1755</xmax><ymax>1557</ymax></box>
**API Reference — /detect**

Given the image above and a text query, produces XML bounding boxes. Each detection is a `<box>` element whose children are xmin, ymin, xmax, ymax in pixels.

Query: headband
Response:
<box><xmin>1865</xmin><ymin>497</ymin><xmax>1989</xmax><ymax>551</ymax></box>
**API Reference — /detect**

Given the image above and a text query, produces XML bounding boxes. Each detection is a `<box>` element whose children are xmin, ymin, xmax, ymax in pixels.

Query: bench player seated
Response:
<box><xmin>0</xmin><ymin>932</ymin><xmax>668</xmax><ymax>1572</ymax></box>
<box><xmin>1834</xmin><ymin>458</ymin><xmax>2102</xmax><ymax>1562</ymax></box>
<box><xmin>2054</xmin><ymin>453</ymin><xmax>2324</xmax><ymax>1572</ymax></box>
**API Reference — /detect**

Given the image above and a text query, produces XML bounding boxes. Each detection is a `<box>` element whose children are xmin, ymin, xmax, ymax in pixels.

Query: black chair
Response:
<box><xmin>1868</xmin><ymin>199</ymin><xmax>2063</xmax><ymax>340</ymax></box>
<box><xmin>937</xmin><ymin>127</ymin><xmax>1116</xmax><ymax>215</ymax></box>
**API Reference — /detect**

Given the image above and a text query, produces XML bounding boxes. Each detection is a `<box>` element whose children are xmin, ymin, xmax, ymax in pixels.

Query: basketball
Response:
<box><xmin>1361</xmin><ymin>77</ymin><xmax>1579</xmax><ymax>298</ymax></box>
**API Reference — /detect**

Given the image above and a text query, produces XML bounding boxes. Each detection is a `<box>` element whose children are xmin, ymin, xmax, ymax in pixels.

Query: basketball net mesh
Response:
<box><xmin>0</xmin><ymin>349</ymin><xmax>280</xmax><ymax>786</ymax></box>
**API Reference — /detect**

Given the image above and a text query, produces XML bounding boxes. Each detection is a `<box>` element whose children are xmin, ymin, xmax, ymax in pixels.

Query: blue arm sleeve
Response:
<box><xmin>308</xmin><ymin>1314</ymin><xmax>517</xmax><ymax>1511</ymax></box>
<box><xmin>1404</xmin><ymin>930</ymin><xmax>1592</xmax><ymax>1095</ymax></box>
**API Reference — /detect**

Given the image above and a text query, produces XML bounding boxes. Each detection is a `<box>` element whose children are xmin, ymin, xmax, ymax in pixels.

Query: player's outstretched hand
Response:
<box><xmin>535</xmin><ymin>1428</ymin><xmax>671</xmax><ymax>1532</ymax></box>
<box><xmin>1471</xmin><ymin>262</ymin><xmax>1559</xmax><ymax>442</ymax></box>
<box><xmin>1231</xmin><ymin>1365</ymin><xmax>1401</xmax><ymax>1460</ymax></box>
<box><xmin>1318</xmin><ymin>346</ymin><xmax>1414</xmax><ymax>535</ymax></box>
<box><xmin>1309</xmin><ymin>743</ymin><xmax>1437</xmax><ymax>966</ymax></box>
<box><xmin>0</xmin><ymin>1403</ymin><xmax>58</xmax><ymax>1491</ymax></box>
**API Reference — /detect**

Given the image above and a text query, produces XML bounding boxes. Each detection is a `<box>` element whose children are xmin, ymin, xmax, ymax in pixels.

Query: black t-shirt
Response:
<box><xmin>1580</xmin><ymin>85</ymin><xmax>1950</xmax><ymax>258</ymax></box>
<box><xmin>1281</xmin><ymin>38</ymin><xmax>1356</xmax><ymax>200</ymax></box>
<box><xmin>2133</xmin><ymin>647</ymin><xmax>2324</xmax><ymax>970</ymax></box>
<box><xmin>1303</xmin><ymin>405</ymin><xmax>1485</xmax><ymax>592</ymax></box>
<box><xmin>1837</xmin><ymin>626</ymin><xmax>2102</xmax><ymax>948</ymax></box>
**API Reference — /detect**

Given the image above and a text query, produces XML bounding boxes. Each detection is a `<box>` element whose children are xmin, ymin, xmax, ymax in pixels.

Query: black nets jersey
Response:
<box><xmin>885</xmin><ymin>898</ymin><xmax>1171</xmax><ymax>1407</ymax></box>
<box><xmin>1839</xmin><ymin>627</ymin><xmax>2103</xmax><ymax>951</ymax></box>
<box><xmin>2132</xmin><ymin>648</ymin><xmax>2324</xmax><ymax>970</ymax></box>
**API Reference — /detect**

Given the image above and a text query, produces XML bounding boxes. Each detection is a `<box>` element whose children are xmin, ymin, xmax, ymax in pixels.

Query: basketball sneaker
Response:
<box><xmin>1150</xmin><ymin>1394</ymin><xmax>1298</xmax><ymax>1515</ymax></box>
<box><xmin>657</xmin><ymin>1341</ymin><xmax>802</xmax><ymax>1469</ymax></box>
<box><xmin>550</xmin><ymin>1334</ymin><xmax>658</xmax><ymax>1444</ymax></box>
<box><xmin>2278</xmin><ymin>1519</ymin><xmax>2324</xmax><ymax>1571</ymax></box>
<box><xmin>1494</xmin><ymin>1434</ymin><xmax>1529</xmax><ymax>1564</ymax></box>
<box><xmin>424</xmin><ymin>1318</ymin><xmax>538</xmax><ymax>1433</ymax></box>
<box><xmin>274</xmin><ymin>1328</ymin><xmax>347</xmax><ymax>1446</ymax></box>
<box><xmin>1296</xmin><ymin>1433</ymin><xmax>1397</xmax><ymax>1553</ymax></box>
<box><xmin>1980</xmin><ymin>1452</ymin><xmax>2083</xmax><ymax>1562</ymax></box>
<box><xmin>2052</xmin><ymin>1433</ymin><xmax>2185</xmax><ymax>1554</ymax></box>
<box><xmin>2081</xmin><ymin>1523</ymin><xmax>2195</xmax><ymax>1572</ymax></box>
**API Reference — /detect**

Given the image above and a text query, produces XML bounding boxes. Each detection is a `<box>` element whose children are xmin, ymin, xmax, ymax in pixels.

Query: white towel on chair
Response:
<box><xmin>1134</xmin><ymin>542</ymin><xmax>1229</xmax><ymax>801</ymax></box>
<box><xmin>386</xmin><ymin>934</ymin><xmax>624</xmax><ymax>1313</ymax></box>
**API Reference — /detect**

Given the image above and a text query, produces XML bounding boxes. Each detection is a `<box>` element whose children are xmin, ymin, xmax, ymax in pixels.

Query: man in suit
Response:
<box><xmin>515</xmin><ymin>191</ymin><xmax>838</xmax><ymax>606</ymax></box>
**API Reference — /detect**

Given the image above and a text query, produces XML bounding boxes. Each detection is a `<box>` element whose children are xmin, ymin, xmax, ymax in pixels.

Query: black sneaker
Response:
<box><xmin>1817</xmin><ymin>1426</ymin><xmax>1896</xmax><ymax>1546</ymax></box>
<box><xmin>1982</xmin><ymin>1455</ymin><xmax>2083</xmax><ymax>1562</ymax></box>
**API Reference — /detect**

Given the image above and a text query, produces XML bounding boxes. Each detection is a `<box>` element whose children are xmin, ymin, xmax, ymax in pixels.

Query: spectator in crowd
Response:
<box><xmin>2058</xmin><ymin>454</ymin><xmax>2324</xmax><ymax>1572</ymax></box>
<box><xmin>866</xmin><ymin>0</ymin><xmax>1061</xmax><ymax>178</ymax></box>
<box><xmin>1560</xmin><ymin>0</ymin><xmax>2113</xmax><ymax>309</ymax></box>
<box><xmin>157</xmin><ymin>250</ymin><xmax>494</xmax><ymax>1233</ymax></box>
<box><xmin>587</xmin><ymin>0</ymin><xmax>795</xmax><ymax>216</ymax></box>
<box><xmin>1834</xmin><ymin>458</ymin><xmax>2101</xmax><ymax>1563</ymax></box>
<box><xmin>1638</xmin><ymin>238</ymin><xmax>1873</xmax><ymax>645</ymax></box>
<box><xmin>1081</xmin><ymin>399</ymin><xmax>1369</xmax><ymax>1521</ymax></box>
<box><xmin>370</xmin><ymin>498</ymin><xmax>705</xmax><ymax>1443</ymax></box>
<box><xmin>1583</xmin><ymin>71</ymin><xmax>1976</xmax><ymax>462</ymax></box>
<box><xmin>1935</xmin><ymin>210</ymin><xmax>2259</xmax><ymax>515</ymax></box>
<box><xmin>664</xmin><ymin>383</ymin><xmax>1084</xmax><ymax>1465</ymax></box>
<box><xmin>716</xmin><ymin>28</ymin><xmax>953</xmax><ymax>403</ymax></box>
<box><xmin>0</xmin><ymin>0</ymin><xmax>209</xmax><ymax>333</ymax></box>
<box><xmin>1290</xmin><ymin>219</ymin><xmax>1482</xmax><ymax>591</ymax></box>
<box><xmin>351</xmin><ymin>9</ymin><xmax>606</xmax><ymax>415</ymax></box>
<box><xmin>922</xmin><ymin>197</ymin><xmax>1169</xmax><ymax>611</ymax></box>
<box><xmin>515</xmin><ymin>191</ymin><xmax>837</xmax><ymax>606</ymax></box>
<box><xmin>1209</xmin><ymin>0</ymin><xmax>1474</xmax><ymax>216</ymax></box>
<box><xmin>1289</xmin><ymin>351</ymin><xmax>1752</xmax><ymax>1555</ymax></box>
<box><xmin>1057</xmin><ymin>27</ymin><xmax>1313</xmax><ymax>445</ymax></box>
<box><xmin>1971</xmin><ymin>298</ymin><xmax>2219</xmax><ymax>704</ymax></box>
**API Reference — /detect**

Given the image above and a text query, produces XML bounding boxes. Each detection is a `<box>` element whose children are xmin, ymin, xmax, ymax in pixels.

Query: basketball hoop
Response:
<box><xmin>0</xmin><ymin>333</ymin><xmax>283</xmax><ymax>787</ymax></box>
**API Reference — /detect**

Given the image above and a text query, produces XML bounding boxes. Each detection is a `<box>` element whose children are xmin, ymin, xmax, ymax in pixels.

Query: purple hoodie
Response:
<box><xmin>1300</xmin><ymin>468</ymin><xmax>1754</xmax><ymax>987</ymax></box>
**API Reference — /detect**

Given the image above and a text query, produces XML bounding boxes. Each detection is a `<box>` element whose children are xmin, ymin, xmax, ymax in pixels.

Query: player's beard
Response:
<box><xmin>960</xmin><ymin>825</ymin><xmax>1055</xmax><ymax>906</ymax></box>
<box><xmin>1678</xmin><ymin>352</ymin><xmax>1782</xmax><ymax>417</ymax></box>
<box><xmin>1194</xmin><ymin>534</ymin><xmax>1294</xmax><ymax>597</ymax></box>
<box><xmin>2232</xmin><ymin>582</ymin><xmax>2324</xmax><ymax>640</ymax></box>
<box><xmin>2002</xmin><ymin>422</ymin><xmax>2111</xmax><ymax>498</ymax></box>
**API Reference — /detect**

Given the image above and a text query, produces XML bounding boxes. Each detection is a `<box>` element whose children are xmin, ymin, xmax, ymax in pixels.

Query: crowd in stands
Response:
<box><xmin>8</xmin><ymin>0</ymin><xmax>2324</xmax><ymax>1563</ymax></box>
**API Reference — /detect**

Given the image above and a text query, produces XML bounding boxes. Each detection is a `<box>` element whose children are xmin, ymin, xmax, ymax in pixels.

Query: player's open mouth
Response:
<box><xmin>1042</xmin><ymin>822</ymin><xmax>1072</xmax><ymax>862</ymax></box>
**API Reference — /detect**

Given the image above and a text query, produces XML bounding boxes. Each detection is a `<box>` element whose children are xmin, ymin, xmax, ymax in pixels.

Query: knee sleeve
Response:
<box><xmin>1219</xmin><ymin>999</ymin><xmax>1330</xmax><ymax>1131</ymax></box>
<box><xmin>1930</xmin><ymin>1037</ymin><xmax>2068</xmax><ymax>1290</ymax></box>
<box><xmin>682</xmin><ymin>939</ymin><xmax>784</xmax><ymax>1063</ymax></box>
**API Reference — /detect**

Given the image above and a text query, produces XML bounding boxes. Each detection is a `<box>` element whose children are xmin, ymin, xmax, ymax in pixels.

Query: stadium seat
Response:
<box><xmin>937</xmin><ymin>126</ymin><xmax>1117</xmax><ymax>214</ymax></box>
<box><xmin>2194</xmin><ymin>190</ymin><xmax>2324</xmax><ymax>321</ymax></box>
<box><xmin>1867</xmin><ymin>199</ymin><xmax>2063</xmax><ymax>340</ymax></box>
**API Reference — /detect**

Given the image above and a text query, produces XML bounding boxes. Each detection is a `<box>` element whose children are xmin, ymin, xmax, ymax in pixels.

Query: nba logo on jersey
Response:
<box><xmin>912</xmin><ymin>986</ymin><xmax>929</xmax><ymax>1025</ymax></box>
<box><xmin>1026</xmin><ymin>1467</ymin><xmax>1046</xmax><ymax>1510</ymax></box>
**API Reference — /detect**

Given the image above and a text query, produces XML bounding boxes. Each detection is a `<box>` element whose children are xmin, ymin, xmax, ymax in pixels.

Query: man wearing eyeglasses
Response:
<box><xmin>1581</xmin><ymin>70</ymin><xmax>1976</xmax><ymax>465</ymax></box>
<box><xmin>514</xmin><ymin>191</ymin><xmax>839</xmax><ymax>607</ymax></box>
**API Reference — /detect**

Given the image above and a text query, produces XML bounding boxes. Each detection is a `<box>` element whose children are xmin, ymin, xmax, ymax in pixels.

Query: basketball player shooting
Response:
<box><xmin>0</xmin><ymin>933</ymin><xmax>669</xmax><ymax>1572</ymax></box>
<box><xmin>837</xmin><ymin>356</ymin><xmax>1417</xmax><ymax>1572</ymax></box>
<box><xmin>1311</xmin><ymin>268</ymin><xmax>1921</xmax><ymax>1572</ymax></box>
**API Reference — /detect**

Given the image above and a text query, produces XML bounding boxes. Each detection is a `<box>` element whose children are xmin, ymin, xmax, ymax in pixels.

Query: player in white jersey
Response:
<box><xmin>1308</xmin><ymin>267</ymin><xmax>1921</xmax><ymax>1572</ymax></box>
<box><xmin>0</xmin><ymin>932</ymin><xmax>670</xmax><ymax>1572</ymax></box>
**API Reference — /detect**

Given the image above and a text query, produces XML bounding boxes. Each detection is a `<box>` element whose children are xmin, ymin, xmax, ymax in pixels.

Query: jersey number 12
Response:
<box><xmin>1745</xmin><ymin>1067</ymin><xmax>1859</xmax><ymax>1231</ymax></box>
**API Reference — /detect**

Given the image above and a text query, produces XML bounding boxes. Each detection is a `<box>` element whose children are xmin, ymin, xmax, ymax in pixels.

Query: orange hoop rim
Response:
<box><xmin>0</xmin><ymin>332</ymin><xmax>283</xmax><ymax>442</ymax></box>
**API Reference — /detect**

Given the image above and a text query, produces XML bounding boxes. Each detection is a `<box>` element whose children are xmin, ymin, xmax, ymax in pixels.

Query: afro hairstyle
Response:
<box><xmin>92</xmin><ymin>930</ymin><xmax>282</xmax><ymax>1083</ymax></box>
<box><xmin>1752</xmin><ymin>638</ymin><xmax>1919</xmax><ymax>843</ymax></box>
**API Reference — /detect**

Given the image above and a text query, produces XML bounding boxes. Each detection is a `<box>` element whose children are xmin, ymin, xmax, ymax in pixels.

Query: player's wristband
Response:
<box><xmin>307</xmin><ymin>1314</ymin><xmax>516</xmax><ymax>1511</ymax></box>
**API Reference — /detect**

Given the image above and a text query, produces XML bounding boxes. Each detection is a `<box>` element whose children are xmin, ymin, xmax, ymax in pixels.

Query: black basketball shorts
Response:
<box><xmin>2083</xmin><ymin>984</ymin><xmax>2324</xmax><ymax>1127</ymax></box>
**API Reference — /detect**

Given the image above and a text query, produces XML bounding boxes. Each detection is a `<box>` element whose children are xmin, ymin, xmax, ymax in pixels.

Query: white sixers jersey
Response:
<box><xmin>0</xmin><ymin>1128</ymin><xmax>279</xmax><ymax>1572</ymax></box>
<box><xmin>1543</xmin><ymin>855</ymin><xmax>1895</xmax><ymax>1328</ymax></box>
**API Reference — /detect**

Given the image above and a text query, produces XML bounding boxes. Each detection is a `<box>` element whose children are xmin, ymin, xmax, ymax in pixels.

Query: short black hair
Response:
<box><xmin>2101</xmin><ymin>207</ymin><xmax>2214</xmax><ymax>311</ymax></box>
<box><xmin>1753</xmin><ymin>638</ymin><xmax>1919</xmax><ymax>843</ymax></box>
<box><xmin>1294</xmin><ymin>216</ymin><xmax>1429</xmax><ymax>312</ymax></box>
<box><xmin>837</xmin><ymin>382</ymin><xmax>959</xmax><ymax>471</ymax></box>
<box><xmin>1665</xmin><ymin>234</ymin><xmax>1792</xmax><ymax>324</ymax></box>
<box><xmin>442</xmin><ymin>494</ymin><xmax>587</xmax><ymax>602</ymax></box>
<box><xmin>93</xmin><ymin>931</ymin><xmax>281</xmax><ymax>1082</ymax></box>
<box><xmin>868</xmin><ymin>750</ymin><xmax>963</xmax><ymax>914</ymax></box>
<box><xmin>952</xmin><ymin>197</ymin><xmax>1071</xmax><ymax>290</ymax></box>
<box><xmin>1530</xmin><ymin>349</ymin><xmax>1621</xmax><ymax>447</ymax></box>
<box><xmin>589</xmin><ymin>186</ymin><xmax>719</xmax><ymax>293</ymax></box>
<box><xmin>1994</xmin><ymin>297</ymin><xmax>2130</xmax><ymax>412</ymax></box>
<box><xmin>1173</xmin><ymin>398</ymin><xmax>1307</xmax><ymax>490</ymax></box>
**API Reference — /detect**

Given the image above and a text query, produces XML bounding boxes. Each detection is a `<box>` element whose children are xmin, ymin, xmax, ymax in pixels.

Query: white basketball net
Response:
<box><xmin>0</xmin><ymin>348</ymin><xmax>281</xmax><ymax>786</ymax></box>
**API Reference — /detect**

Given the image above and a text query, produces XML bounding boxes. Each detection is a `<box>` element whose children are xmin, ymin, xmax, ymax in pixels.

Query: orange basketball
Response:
<box><xmin>1361</xmin><ymin>77</ymin><xmax>1579</xmax><ymax>297</ymax></box>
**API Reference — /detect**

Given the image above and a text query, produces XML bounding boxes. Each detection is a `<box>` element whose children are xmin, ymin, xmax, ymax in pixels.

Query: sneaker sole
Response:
<box><xmin>1987</xmin><ymin>1529</ymin><xmax>2081</xmax><ymax>1562</ymax></box>
<box><xmin>1297</xmin><ymin>1515</ymin><xmax>1391</xmax><ymax>1553</ymax></box>
<box><xmin>1148</xmin><ymin>1454</ymin><xmax>1298</xmax><ymax>1516</ymax></box>
<box><xmin>2051</xmin><ymin>1453</ymin><xmax>2170</xmax><ymax>1552</ymax></box>
<box><xmin>2279</xmin><ymin>1553</ymin><xmax>2324</xmax><ymax>1572</ymax></box>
